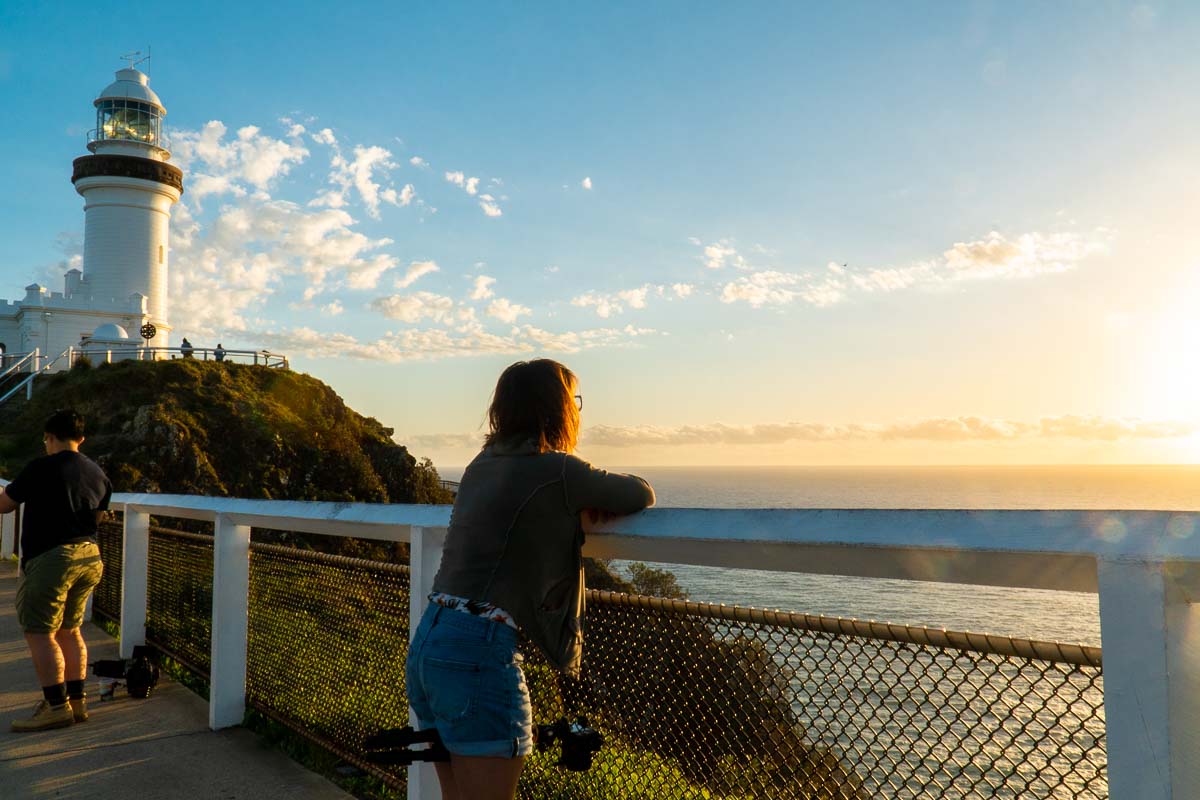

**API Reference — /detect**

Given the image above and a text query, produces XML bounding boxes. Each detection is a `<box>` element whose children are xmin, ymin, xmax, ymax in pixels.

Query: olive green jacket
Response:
<box><xmin>431</xmin><ymin>441</ymin><xmax>655</xmax><ymax>676</ymax></box>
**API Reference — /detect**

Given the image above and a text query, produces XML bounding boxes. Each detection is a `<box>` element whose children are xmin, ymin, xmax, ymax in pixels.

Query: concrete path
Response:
<box><xmin>0</xmin><ymin>559</ymin><xmax>352</xmax><ymax>800</ymax></box>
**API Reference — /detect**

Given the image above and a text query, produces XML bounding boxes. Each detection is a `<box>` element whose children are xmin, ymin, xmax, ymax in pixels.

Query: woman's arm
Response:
<box><xmin>562</xmin><ymin>456</ymin><xmax>655</xmax><ymax>517</ymax></box>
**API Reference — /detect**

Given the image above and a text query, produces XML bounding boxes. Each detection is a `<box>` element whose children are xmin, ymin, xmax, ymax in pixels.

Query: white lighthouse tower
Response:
<box><xmin>0</xmin><ymin>62</ymin><xmax>185</xmax><ymax>366</ymax></box>
<box><xmin>70</xmin><ymin>63</ymin><xmax>183</xmax><ymax>345</ymax></box>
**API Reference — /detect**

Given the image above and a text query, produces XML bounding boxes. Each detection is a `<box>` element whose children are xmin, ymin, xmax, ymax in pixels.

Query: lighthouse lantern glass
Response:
<box><xmin>96</xmin><ymin>99</ymin><xmax>162</xmax><ymax>146</ymax></box>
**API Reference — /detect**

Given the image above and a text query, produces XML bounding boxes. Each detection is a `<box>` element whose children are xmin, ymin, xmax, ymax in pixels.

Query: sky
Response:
<box><xmin>1</xmin><ymin>2</ymin><xmax>1198</xmax><ymax>468</ymax></box>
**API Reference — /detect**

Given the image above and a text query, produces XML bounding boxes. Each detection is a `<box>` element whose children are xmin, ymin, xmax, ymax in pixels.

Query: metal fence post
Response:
<box><xmin>408</xmin><ymin>525</ymin><xmax>447</xmax><ymax>800</ymax></box>
<box><xmin>1098</xmin><ymin>558</ymin><xmax>1200</xmax><ymax>798</ymax></box>
<box><xmin>210</xmin><ymin>513</ymin><xmax>251</xmax><ymax>730</ymax></box>
<box><xmin>120</xmin><ymin>510</ymin><xmax>151</xmax><ymax>659</ymax></box>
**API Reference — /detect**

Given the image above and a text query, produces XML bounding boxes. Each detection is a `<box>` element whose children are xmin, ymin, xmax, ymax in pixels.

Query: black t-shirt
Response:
<box><xmin>6</xmin><ymin>450</ymin><xmax>112</xmax><ymax>565</ymax></box>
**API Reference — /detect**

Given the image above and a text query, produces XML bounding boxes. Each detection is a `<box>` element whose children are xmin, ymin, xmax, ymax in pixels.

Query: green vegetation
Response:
<box><xmin>0</xmin><ymin>359</ymin><xmax>452</xmax><ymax>505</ymax></box>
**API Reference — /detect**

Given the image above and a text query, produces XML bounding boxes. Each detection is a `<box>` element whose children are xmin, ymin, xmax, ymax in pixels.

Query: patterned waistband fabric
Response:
<box><xmin>428</xmin><ymin>592</ymin><xmax>518</xmax><ymax>630</ymax></box>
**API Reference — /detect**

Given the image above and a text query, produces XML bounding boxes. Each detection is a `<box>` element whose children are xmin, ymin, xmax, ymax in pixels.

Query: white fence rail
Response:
<box><xmin>4</xmin><ymin>492</ymin><xmax>1199</xmax><ymax>799</ymax></box>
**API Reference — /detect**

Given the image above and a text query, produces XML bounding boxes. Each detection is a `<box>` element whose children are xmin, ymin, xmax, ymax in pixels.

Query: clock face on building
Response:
<box><xmin>140</xmin><ymin>323</ymin><xmax>157</xmax><ymax>340</ymax></box>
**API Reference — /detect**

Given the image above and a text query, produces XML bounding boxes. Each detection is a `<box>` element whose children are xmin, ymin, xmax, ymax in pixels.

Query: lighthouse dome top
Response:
<box><xmin>95</xmin><ymin>68</ymin><xmax>164</xmax><ymax>111</ymax></box>
<box><xmin>91</xmin><ymin>323</ymin><xmax>131</xmax><ymax>341</ymax></box>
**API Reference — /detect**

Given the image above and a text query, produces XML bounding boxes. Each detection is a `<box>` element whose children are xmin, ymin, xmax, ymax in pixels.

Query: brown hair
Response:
<box><xmin>485</xmin><ymin>359</ymin><xmax>580</xmax><ymax>453</ymax></box>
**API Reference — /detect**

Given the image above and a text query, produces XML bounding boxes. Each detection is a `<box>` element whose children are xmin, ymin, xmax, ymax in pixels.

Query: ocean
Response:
<box><xmin>439</xmin><ymin>465</ymin><xmax>1200</xmax><ymax>647</ymax></box>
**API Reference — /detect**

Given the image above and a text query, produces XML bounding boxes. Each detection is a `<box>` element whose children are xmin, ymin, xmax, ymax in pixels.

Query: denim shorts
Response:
<box><xmin>406</xmin><ymin>603</ymin><xmax>533</xmax><ymax>758</ymax></box>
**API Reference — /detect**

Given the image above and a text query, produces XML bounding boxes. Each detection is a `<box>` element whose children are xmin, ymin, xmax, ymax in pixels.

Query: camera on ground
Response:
<box><xmin>535</xmin><ymin>717</ymin><xmax>604</xmax><ymax>771</ymax></box>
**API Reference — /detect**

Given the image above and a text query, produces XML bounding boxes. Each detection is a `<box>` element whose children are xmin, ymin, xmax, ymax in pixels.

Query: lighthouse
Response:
<box><xmin>0</xmin><ymin>63</ymin><xmax>185</xmax><ymax>365</ymax></box>
<box><xmin>70</xmin><ymin>65</ymin><xmax>183</xmax><ymax>345</ymax></box>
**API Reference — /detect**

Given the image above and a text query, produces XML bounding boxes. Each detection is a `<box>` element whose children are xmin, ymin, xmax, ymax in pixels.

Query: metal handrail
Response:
<box><xmin>0</xmin><ymin>347</ymin><xmax>74</xmax><ymax>406</ymax></box>
<box><xmin>0</xmin><ymin>350</ymin><xmax>39</xmax><ymax>382</ymax></box>
<box><xmin>83</xmin><ymin>346</ymin><xmax>289</xmax><ymax>369</ymax></box>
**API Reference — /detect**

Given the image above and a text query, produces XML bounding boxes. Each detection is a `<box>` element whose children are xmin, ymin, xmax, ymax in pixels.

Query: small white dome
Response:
<box><xmin>92</xmin><ymin>323</ymin><xmax>130</xmax><ymax>340</ymax></box>
<box><xmin>95</xmin><ymin>68</ymin><xmax>164</xmax><ymax>111</ymax></box>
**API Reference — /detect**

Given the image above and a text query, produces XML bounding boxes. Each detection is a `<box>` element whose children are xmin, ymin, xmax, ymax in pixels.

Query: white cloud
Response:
<box><xmin>701</xmin><ymin>239</ymin><xmax>747</xmax><ymax>270</ymax></box>
<box><xmin>579</xmin><ymin>415</ymin><xmax>1195</xmax><ymax>447</ymax></box>
<box><xmin>312</xmin><ymin>145</ymin><xmax>402</xmax><ymax>219</ymax></box>
<box><xmin>312</xmin><ymin>128</ymin><xmax>337</xmax><ymax>146</ymax></box>
<box><xmin>571</xmin><ymin>283</ymin><xmax>691</xmax><ymax>317</ymax></box>
<box><xmin>169</xmin><ymin>193</ymin><xmax>401</xmax><ymax>336</ymax></box>
<box><xmin>370</xmin><ymin>291</ymin><xmax>456</xmax><ymax>324</ymax></box>
<box><xmin>321</xmin><ymin>300</ymin><xmax>344</xmax><ymax>316</ymax></box>
<box><xmin>172</xmin><ymin>120</ymin><xmax>310</xmax><ymax>195</ymax></box>
<box><xmin>581</xmin><ymin>176</ymin><xmax>593</xmax><ymax>190</ymax></box>
<box><xmin>469</xmin><ymin>275</ymin><xmax>496</xmax><ymax>300</ymax></box>
<box><xmin>718</xmin><ymin>230</ymin><xmax>1110</xmax><ymax>309</ymax></box>
<box><xmin>395</xmin><ymin>260</ymin><xmax>440</xmax><ymax>289</ymax></box>
<box><xmin>719</xmin><ymin>271</ymin><xmax>845</xmax><ymax>308</ymax></box>
<box><xmin>251</xmin><ymin>322</ymin><xmax>659</xmax><ymax>363</ymax></box>
<box><xmin>942</xmin><ymin>231</ymin><xmax>1108</xmax><ymax>279</ymax></box>
<box><xmin>446</xmin><ymin>170</ymin><xmax>502</xmax><ymax>215</ymax></box>
<box><xmin>410</xmin><ymin>156</ymin><xmax>428</xmax><ymax>167</ymax></box>
<box><xmin>486</xmin><ymin>298</ymin><xmax>532</xmax><ymax>323</ymax></box>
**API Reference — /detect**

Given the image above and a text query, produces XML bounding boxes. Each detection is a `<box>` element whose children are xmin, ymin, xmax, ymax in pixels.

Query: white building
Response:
<box><xmin>0</xmin><ymin>65</ymin><xmax>183</xmax><ymax>366</ymax></box>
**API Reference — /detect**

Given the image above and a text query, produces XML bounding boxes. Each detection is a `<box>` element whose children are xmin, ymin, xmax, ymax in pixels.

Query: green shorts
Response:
<box><xmin>16</xmin><ymin>542</ymin><xmax>104</xmax><ymax>633</ymax></box>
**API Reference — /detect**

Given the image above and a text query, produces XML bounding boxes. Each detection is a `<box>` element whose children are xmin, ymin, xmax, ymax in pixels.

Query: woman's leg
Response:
<box><xmin>434</xmin><ymin>762</ymin><xmax>460</xmax><ymax>800</ymax></box>
<box><xmin>448</xmin><ymin>755</ymin><xmax>525</xmax><ymax>800</ymax></box>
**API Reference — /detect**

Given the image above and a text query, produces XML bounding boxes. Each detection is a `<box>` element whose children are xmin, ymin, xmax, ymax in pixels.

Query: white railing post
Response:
<box><xmin>120</xmin><ymin>510</ymin><xmax>150</xmax><ymax>658</ymax></box>
<box><xmin>0</xmin><ymin>507</ymin><xmax>15</xmax><ymax>559</ymax></box>
<box><xmin>1098</xmin><ymin>558</ymin><xmax>1200</xmax><ymax>799</ymax></box>
<box><xmin>209</xmin><ymin>513</ymin><xmax>251</xmax><ymax>730</ymax></box>
<box><xmin>408</xmin><ymin>525</ymin><xmax>447</xmax><ymax>800</ymax></box>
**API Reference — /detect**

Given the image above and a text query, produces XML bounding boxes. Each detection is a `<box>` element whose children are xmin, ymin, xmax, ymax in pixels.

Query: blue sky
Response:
<box><xmin>1</xmin><ymin>2</ymin><xmax>1198</xmax><ymax>467</ymax></box>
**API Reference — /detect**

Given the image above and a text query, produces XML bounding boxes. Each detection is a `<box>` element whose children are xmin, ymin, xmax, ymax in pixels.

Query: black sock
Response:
<box><xmin>42</xmin><ymin>683</ymin><xmax>68</xmax><ymax>707</ymax></box>
<box><xmin>66</xmin><ymin>680</ymin><xmax>86</xmax><ymax>700</ymax></box>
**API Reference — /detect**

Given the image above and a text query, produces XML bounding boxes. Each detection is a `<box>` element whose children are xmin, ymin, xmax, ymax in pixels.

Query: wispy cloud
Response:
<box><xmin>578</xmin><ymin>415</ymin><xmax>1194</xmax><ymax>447</ymax></box>
<box><xmin>310</xmin><ymin>143</ymin><xmax>410</xmax><ymax>219</ymax></box>
<box><xmin>716</xmin><ymin>230</ymin><xmax>1111</xmax><ymax>309</ymax></box>
<box><xmin>701</xmin><ymin>239</ymin><xmax>748</xmax><ymax>270</ymax></box>
<box><xmin>570</xmin><ymin>283</ymin><xmax>692</xmax><ymax>318</ymax></box>
<box><xmin>370</xmin><ymin>291</ymin><xmax>456</xmax><ymax>324</ymax></box>
<box><xmin>252</xmin><ymin>322</ymin><xmax>661</xmax><ymax>363</ymax></box>
<box><xmin>469</xmin><ymin>275</ymin><xmax>496</xmax><ymax>300</ymax></box>
<box><xmin>486</xmin><ymin>297</ymin><xmax>532</xmax><ymax>323</ymax></box>
<box><xmin>395</xmin><ymin>260</ymin><xmax>440</xmax><ymax>289</ymax></box>
<box><xmin>581</xmin><ymin>176</ymin><xmax>593</xmax><ymax>190</ymax></box>
<box><xmin>172</xmin><ymin>121</ymin><xmax>310</xmax><ymax>206</ymax></box>
<box><xmin>446</xmin><ymin>170</ymin><xmax>504</xmax><ymax>216</ymax></box>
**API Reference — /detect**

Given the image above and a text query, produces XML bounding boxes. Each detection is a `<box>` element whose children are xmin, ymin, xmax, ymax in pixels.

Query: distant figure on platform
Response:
<box><xmin>405</xmin><ymin>359</ymin><xmax>655</xmax><ymax>799</ymax></box>
<box><xmin>214</xmin><ymin>343</ymin><xmax>226</xmax><ymax>362</ymax></box>
<box><xmin>0</xmin><ymin>409</ymin><xmax>111</xmax><ymax>732</ymax></box>
<box><xmin>179</xmin><ymin>337</ymin><xmax>194</xmax><ymax>358</ymax></box>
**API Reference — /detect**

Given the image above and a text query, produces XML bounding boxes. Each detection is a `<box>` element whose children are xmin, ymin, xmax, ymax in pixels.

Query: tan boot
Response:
<box><xmin>69</xmin><ymin>696</ymin><xmax>89</xmax><ymax>723</ymax></box>
<box><xmin>11</xmin><ymin>700</ymin><xmax>74</xmax><ymax>732</ymax></box>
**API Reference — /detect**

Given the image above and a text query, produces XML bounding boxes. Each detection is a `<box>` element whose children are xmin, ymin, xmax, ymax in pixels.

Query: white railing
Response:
<box><xmin>81</xmin><ymin>347</ymin><xmax>289</xmax><ymax>368</ymax></box>
<box><xmin>0</xmin><ymin>347</ymin><xmax>77</xmax><ymax>404</ymax></box>
<box><xmin>3</xmin><ymin>493</ymin><xmax>1198</xmax><ymax>799</ymax></box>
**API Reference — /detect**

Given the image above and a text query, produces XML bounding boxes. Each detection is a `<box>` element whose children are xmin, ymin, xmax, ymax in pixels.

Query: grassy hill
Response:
<box><xmin>0</xmin><ymin>359</ymin><xmax>452</xmax><ymax>506</ymax></box>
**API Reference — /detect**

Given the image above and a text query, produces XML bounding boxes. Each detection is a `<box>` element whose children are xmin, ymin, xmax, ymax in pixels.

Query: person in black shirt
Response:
<box><xmin>0</xmin><ymin>409</ymin><xmax>111</xmax><ymax>732</ymax></box>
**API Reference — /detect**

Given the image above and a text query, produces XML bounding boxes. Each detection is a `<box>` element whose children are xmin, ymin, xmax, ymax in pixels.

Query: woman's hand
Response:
<box><xmin>583</xmin><ymin>508</ymin><xmax>618</xmax><ymax>526</ymax></box>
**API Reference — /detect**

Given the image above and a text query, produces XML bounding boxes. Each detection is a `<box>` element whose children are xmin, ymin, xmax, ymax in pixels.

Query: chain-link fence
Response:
<box><xmin>91</xmin><ymin>524</ymin><xmax>1106</xmax><ymax>799</ymax></box>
